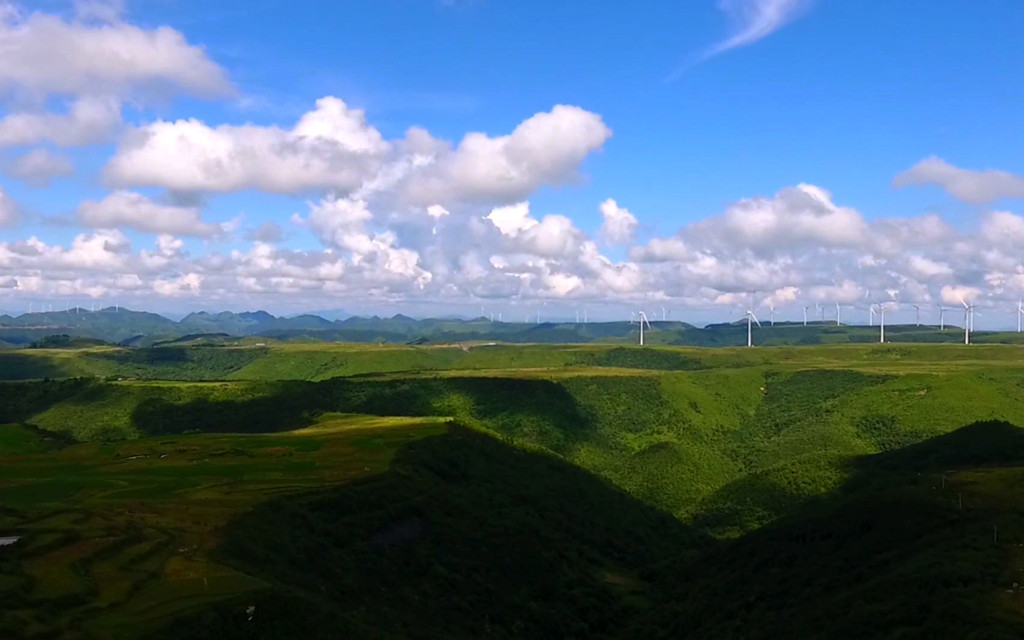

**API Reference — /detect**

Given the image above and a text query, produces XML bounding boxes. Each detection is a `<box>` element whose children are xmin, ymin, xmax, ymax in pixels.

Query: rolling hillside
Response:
<box><xmin>3</xmin><ymin>343</ymin><xmax>1024</xmax><ymax>637</ymax></box>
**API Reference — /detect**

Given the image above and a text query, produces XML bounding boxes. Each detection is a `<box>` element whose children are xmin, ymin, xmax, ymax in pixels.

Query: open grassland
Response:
<box><xmin>3</xmin><ymin>342</ymin><xmax>1024</xmax><ymax>637</ymax></box>
<box><xmin>5</xmin><ymin>344</ymin><xmax>1024</xmax><ymax>533</ymax></box>
<box><xmin>4</xmin><ymin>341</ymin><xmax>1024</xmax><ymax>382</ymax></box>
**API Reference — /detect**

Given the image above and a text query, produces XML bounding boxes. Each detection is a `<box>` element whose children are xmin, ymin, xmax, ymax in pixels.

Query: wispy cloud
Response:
<box><xmin>667</xmin><ymin>0</ymin><xmax>813</xmax><ymax>80</ymax></box>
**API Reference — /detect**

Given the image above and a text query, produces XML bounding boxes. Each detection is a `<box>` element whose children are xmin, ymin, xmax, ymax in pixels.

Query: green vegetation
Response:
<box><xmin>3</xmin><ymin>342</ymin><xmax>1024</xmax><ymax>637</ymax></box>
<box><xmin>0</xmin><ymin>416</ymin><xmax>448</xmax><ymax>638</ymax></box>
<box><xmin>154</xmin><ymin>426</ymin><xmax>700</xmax><ymax>640</ymax></box>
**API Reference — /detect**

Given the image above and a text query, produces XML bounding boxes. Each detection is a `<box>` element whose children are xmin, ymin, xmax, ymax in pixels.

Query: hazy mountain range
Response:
<box><xmin>0</xmin><ymin>306</ymin><xmax>1002</xmax><ymax>349</ymax></box>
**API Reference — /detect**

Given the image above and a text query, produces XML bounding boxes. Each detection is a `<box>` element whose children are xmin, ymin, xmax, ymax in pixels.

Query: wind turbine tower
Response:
<box><xmin>962</xmin><ymin>300</ymin><xmax>973</xmax><ymax>345</ymax></box>
<box><xmin>835</xmin><ymin>302</ymin><xmax>842</xmax><ymax>326</ymax></box>
<box><xmin>770</xmin><ymin>304</ymin><xmax>775</xmax><ymax>326</ymax></box>
<box><xmin>816</xmin><ymin>302</ymin><xmax>823</xmax><ymax>322</ymax></box>
<box><xmin>746</xmin><ymin>306</ymin><xmax>762</xmax><ymax>347</ymax></box>
<box><xmin>912</xmin><ymin>304</ymin><xmax>921</xmax><ymax>327</ymax></box>
<box><xmin>937</xmin><ymin>304</ymin><xmax>946</xmax><ymax>331</ymax></box>
<box><xmin>637</xmin><ymin>311</ymin><xmax>652</xmax><ymax>346</ymax></box>
<box><xmin>877</xmin><ymin>303</ymin><xmax>889</xmax><ymax>343</ymax></box>
<box><xmin>1018</xmin><ymin>299</ymin><xmax>1023</xmax><ymax>333</ymax></box>
<box><xmin>802</xmin><ymin>305</ymin><xmax>809</xmax><ymax>326</ymax></box>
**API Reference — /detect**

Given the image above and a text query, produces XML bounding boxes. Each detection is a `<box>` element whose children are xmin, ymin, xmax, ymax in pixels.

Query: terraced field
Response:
<box><xmin>0</xmin><ymin>416</ymin><xmax>448</xmax><ymax>638</ymax></box>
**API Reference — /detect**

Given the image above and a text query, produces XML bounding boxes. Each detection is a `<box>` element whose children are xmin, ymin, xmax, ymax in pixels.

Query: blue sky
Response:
<box><xmin>0</xmin><ymin>0</ymin><xmax>1022</xmax><ymax>325</ymax></box>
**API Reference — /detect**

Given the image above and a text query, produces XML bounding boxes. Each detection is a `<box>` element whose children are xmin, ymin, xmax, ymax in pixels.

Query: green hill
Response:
<box><xmin>4</xmin><ymin>343</ymin><xmax>1024</xmax><ymax>637</ymax></box>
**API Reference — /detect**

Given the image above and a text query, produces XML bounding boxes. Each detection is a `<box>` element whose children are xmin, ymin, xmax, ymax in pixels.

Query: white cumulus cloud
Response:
<box><xmin>0</xmin><ymin>9</ymin><xmax>230</xmax><ymax>99</ymax></box>
<box><xmin>599</xmin><ymin>198</ymin><xmax>638</xmax><ymax>244</ymax></box>
<box><xmin>105</xmin><ymin>97</ymin><xmax>388</xmax><ymax>194</ymax></box>
<box><xmin>76</xmin><ymin>191</ymin><xmax>224</xmax><ymax>237</ymax></box>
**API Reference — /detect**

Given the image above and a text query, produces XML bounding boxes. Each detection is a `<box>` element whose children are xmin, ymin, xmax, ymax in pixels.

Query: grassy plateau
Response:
<box><xmin>1</xmin><ymin>341</ymin><xmax>1024</xmax><ymax>638</ymax></box>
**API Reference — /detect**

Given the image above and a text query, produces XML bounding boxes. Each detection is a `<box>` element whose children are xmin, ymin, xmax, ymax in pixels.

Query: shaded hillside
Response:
<box><xmin>151</xmin><ymin>426</ymin><xmax>703</xmax><ymax>640</ymax></box>
<box><xmin>150</xmin><ymin>421</ymin><xmax>1024</xmax><ymax>640</ymax></box>
<box><xmin>6</xmin><ymin>346</ymin><xmax>1024</xmax><ymax>638</ymax></box>
<box><xmin>640</xmin><ymin>420</ymin><xmax>1024</xmax><ymax>639</ymax></box>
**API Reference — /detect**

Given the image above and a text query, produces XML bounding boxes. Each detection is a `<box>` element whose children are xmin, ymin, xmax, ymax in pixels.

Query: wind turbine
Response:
<box><xmin>637</xmin><ymin>311</ymin><xmax>652</xmax><ymax>346</ymax></box>
<box><xmin>876</xmin><ymin>302</ymin><xmax>890</xmax><ymax>343</ymax></box>
<box><xmin>1018</xmin><ymin>299</ymin><xmax>1023</xmax><ymax>333</ymax></box>
<box><xmin>937</xmin><ymin>304</ymin><xmax>947</xmax><ymax>331</ymax></box>
<box><xmin>912</xmin><ymin>304</ymin><xmax>921</xmax><ymax>327</ymax></box>
<box><xmin>746</xmin><ymin>306</ymin><xmax>762</xmax><ymax>347</ymax></box>
<box><xmin>816</xmin><ymin>302</ymin><xmax>824</xmax><ymax>322</ymax></box>
<box><xmin>769</xmin><ymin>304</ymin><xmax>776</xmax><ymax>327</ymax></box>
<box><xmin>662</xmin><ymin>307</ymin><xmax>667</xmax><ymax>322</ymax></box>
<box><xmin>630</xmin><ymin>311</ymin><xmax>637</xmax><ymax>324</ymax></box>
<box><xmin>961</xmin><ymin>300</ymin><xmax>973</xmax><ymax>345</ymax></box>
<box><xmin>802</xmin><ymin>305</ymin><xmax>809</xmax><ymax>326</ymax></box>
<box><xmin>835</xmin><ymin>302</ymin><xmax>842</xmax><ymax>326</ymax></box>
<box><xmin>869</xmin><ymin>305</ymin><xmax>876</xmax><ymax>326</ymax></box>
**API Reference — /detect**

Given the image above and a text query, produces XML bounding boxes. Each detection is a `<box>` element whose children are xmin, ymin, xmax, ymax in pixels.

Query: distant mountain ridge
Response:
<box><xmin>0</xmin><ymin>307</ymin><xmax>1005</xmax><ymax>348</ymax></box>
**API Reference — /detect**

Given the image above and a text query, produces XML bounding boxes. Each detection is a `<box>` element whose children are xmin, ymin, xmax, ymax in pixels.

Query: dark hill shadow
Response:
<box><xmin>642</xmin><ymin>420</ymin><xmax>1024</xmax><ymax>639</ymax></box>
<box><xmin>865</xmin><ymin>419</ymin><xmax>1024</xmax><ymax>471</ymax></box>
<box><xmin>148</xmin><ymin>425</ymin><xmax>708</xmax><ymax>640</ymax></box>
<box><xmin>0</xmin><ymin>378</ymin><xmax>96</xmax><ymax>424</ymax></box>
<box><xmin>0</xmin><ymin>353</ymin><xmax>77</xmax><ymax>381</ymax></box>
<box><xmin>86</xmin><ymin>346</ymin><xmax>267</xmax><ymax>380</ymax></box>
<box><xmin>142</xmin><ymin>421</ymin><xmax>1024</xmax><ymax>639</ymax></box>
<box><xmin>572</xmin><ymin>347</ymin><xmax>707</xmax><ymax>371</ymax></box>
<box><xmin>131</xmin><ymin>377</ymin><xmax>598</xmax><ymax>455</ymax></box>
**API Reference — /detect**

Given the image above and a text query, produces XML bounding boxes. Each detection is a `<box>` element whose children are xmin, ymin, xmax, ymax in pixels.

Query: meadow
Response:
<box><xmin>2</xmin><ymin>341</ymin><xmax>1024</xmax><ymax>637</ymax></box>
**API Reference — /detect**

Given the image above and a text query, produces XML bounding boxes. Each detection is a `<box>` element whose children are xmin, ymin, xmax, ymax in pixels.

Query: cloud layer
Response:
<box><xmin>0</xmin><ymin>6</ymin><xmax>230</xmax><ymax>150</ymax></box>
<box><xmin>5</xmin><ymin>170</ymin><xmax>1024</xmax><ymax>322</ymax></box>
<box><xmin>1</xmin><ymin>3</ymin><xmax>1023</xmax><ymax>325</ymax></box>
<box><xmin>894</xmin><ymin>156</ymin><xmax>1024</xmax><ymax>204</ymax></box>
